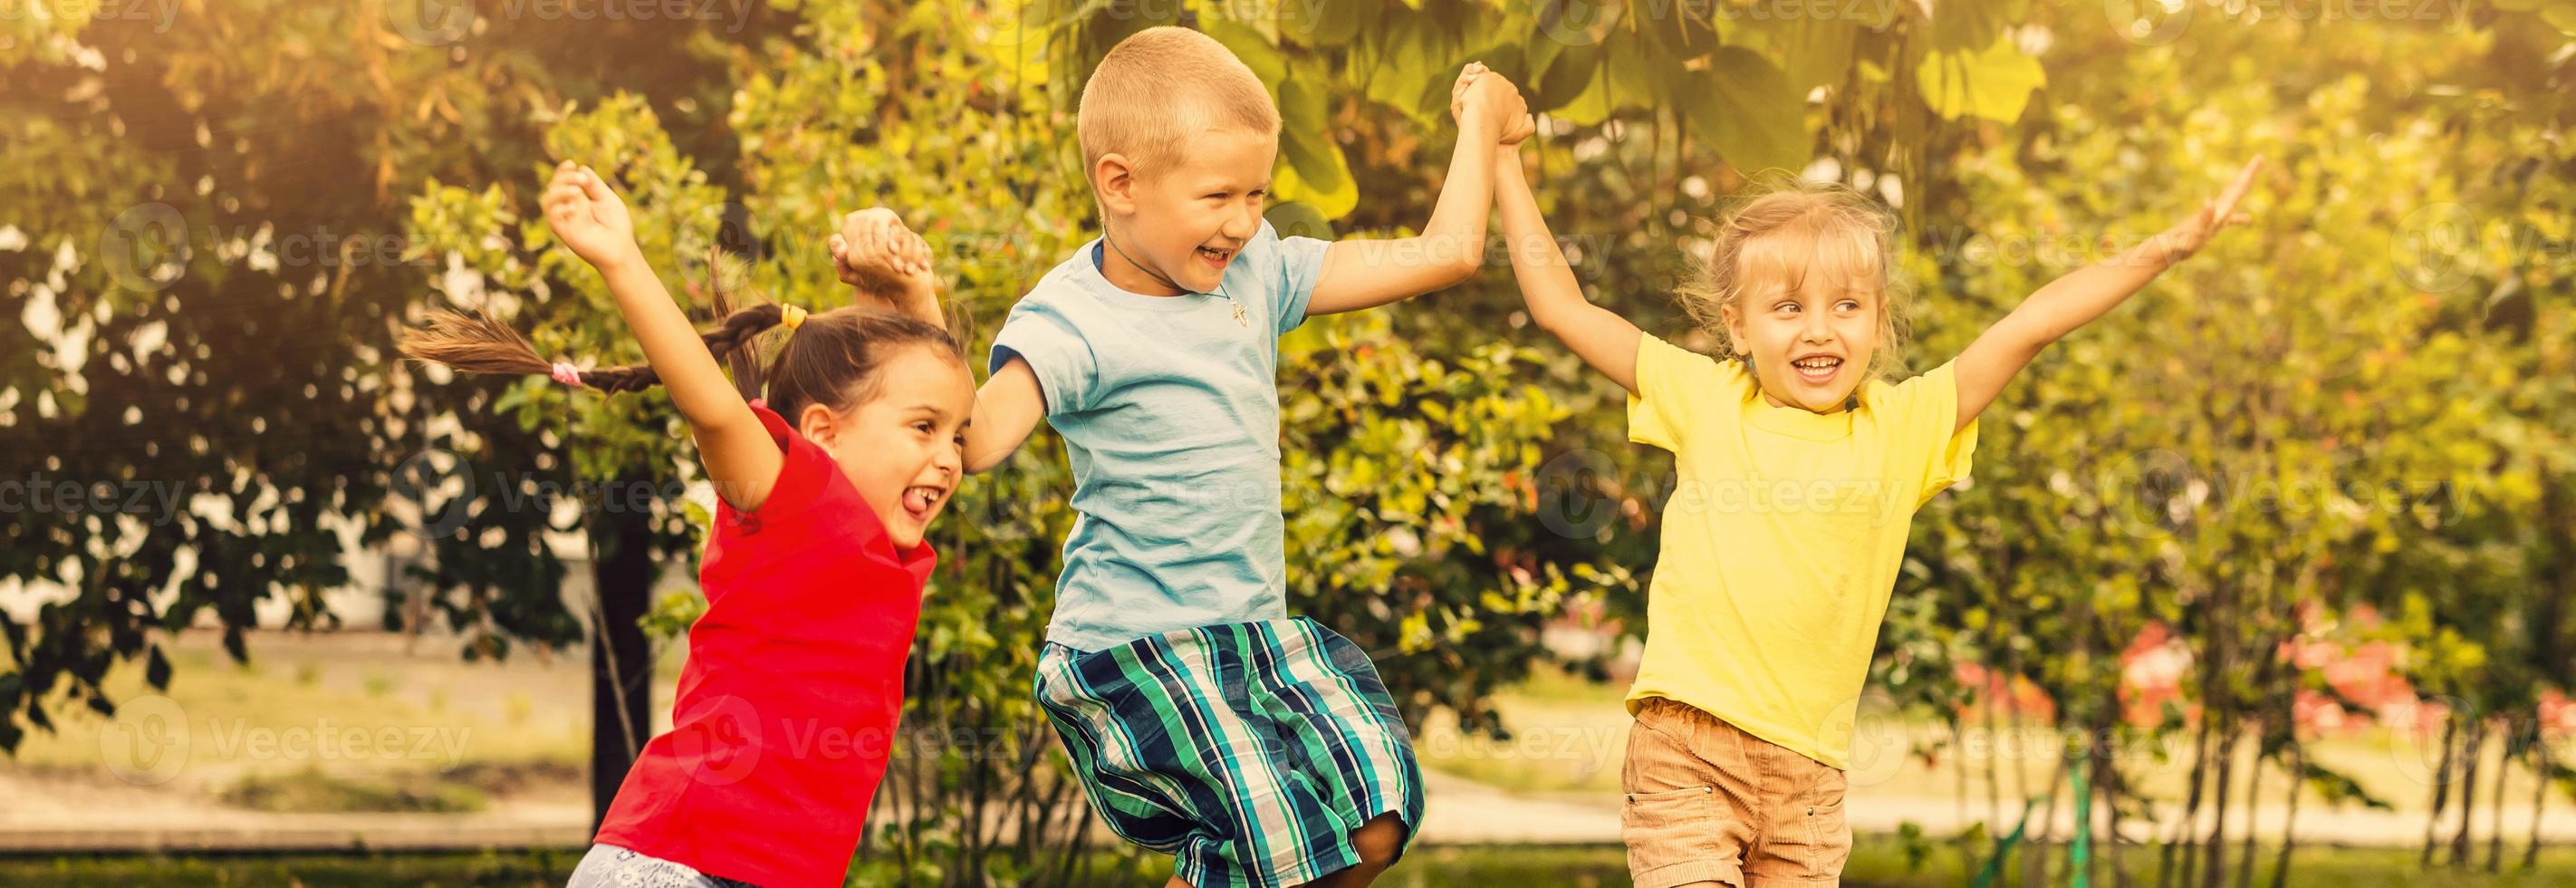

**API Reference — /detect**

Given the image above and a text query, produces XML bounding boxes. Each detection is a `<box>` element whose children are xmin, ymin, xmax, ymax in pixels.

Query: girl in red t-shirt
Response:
<box><xmin>402</xmin><ymin>160</ymin><xmax>972</xmax><ymax>888</ymax></box>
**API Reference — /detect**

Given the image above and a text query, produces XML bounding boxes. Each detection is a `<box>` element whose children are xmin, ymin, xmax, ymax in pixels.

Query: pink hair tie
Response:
<box><xmin>550</xmin><ymin>362</ymin><xmax>583</xmax><ymax>387</ymax></box>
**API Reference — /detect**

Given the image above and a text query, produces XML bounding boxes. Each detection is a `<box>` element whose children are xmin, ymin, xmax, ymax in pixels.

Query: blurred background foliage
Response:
<box><xmin>5</xmin><ymin>0</ymin><xmax>2573</xmax><ymax>883</ymax></box>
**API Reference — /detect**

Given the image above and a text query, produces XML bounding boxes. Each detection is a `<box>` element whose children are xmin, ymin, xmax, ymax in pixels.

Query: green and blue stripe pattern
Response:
<box><xmin>1035</xmin><ymin>618</ymin><xmax>1424</xmax><ymax>888</ymax></box>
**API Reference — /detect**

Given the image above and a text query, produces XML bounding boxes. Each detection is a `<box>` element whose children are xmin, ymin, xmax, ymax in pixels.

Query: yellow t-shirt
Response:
<box><xmin>1625</xmin><ymin>333</ymin><xmax>1978</xmax><ymax>770</ymax></box>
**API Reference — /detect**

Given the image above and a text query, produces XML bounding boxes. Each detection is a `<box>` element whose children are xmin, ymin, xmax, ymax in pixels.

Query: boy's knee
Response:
<box><xmin>1350</xmin><ymin>814</ymin><xmax>1407</xmax><ymax>866</ymax></box>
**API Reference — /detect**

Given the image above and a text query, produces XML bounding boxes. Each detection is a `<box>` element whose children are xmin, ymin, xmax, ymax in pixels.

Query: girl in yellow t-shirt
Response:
<box><xmin>1491</xmin><ymin>149</ymin><xmax>2262</xmax><ymax>887</ymax></box>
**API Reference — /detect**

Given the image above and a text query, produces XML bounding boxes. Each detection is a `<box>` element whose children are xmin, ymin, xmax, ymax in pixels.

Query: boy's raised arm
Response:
<box><xmin>1305</xmin><ymin>65</ymin><xmax>1533</xmax><ymax>316</ymax></box>
<box><xmin>546</xmin><ymin>161</ymin><xmax>784</xmax><ymax>510</ymax></box>
<box><xmin>966</xmin><ymin>360</ymin><xmax>1043</xmax><ymax>473</ymax></box>
<box><xmin>1495</xmin><ymin>146</ymin><xmax>1645</xmax><ymax>395</ymax></box>
<box><xmin>1950</xmin><ymin>157</ymin><xmax>2264</xmax><ymax>434</ymax></box>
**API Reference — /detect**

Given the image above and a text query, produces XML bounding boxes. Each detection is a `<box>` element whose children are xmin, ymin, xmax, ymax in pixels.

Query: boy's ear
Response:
<box><xmin>1094</xmin><ymin>153</ymin><xmax>1139</xmax><ymax>215</ymax></box>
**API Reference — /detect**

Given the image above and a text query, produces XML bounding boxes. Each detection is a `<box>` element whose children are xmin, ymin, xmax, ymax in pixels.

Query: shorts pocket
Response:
<box><xmin>1761</xmin><ymin>768</ymin><xmax>1851</xmax><ymax>881</ymax></box>
<box><xmin>1623</xmin><ymin>785</ymin><xmax>1743</xmax><ymax>887</ymax></box>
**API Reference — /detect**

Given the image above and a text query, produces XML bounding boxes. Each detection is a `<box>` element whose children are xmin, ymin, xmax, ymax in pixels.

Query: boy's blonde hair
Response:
<box><xmin>1077</xmin><ymin>26</ymin><xmax>1281</xmax><ymax>182</ymax></box>
<box><xmin>1677</xmin><ymin>182</ymin><xmax>1911</xmax><ymax>384</ymax></box>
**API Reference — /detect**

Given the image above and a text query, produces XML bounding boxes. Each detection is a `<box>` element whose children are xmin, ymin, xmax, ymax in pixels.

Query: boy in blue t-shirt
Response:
<box><xmin>893</xmin><ymin>26</ymin><xmax>1531</xmax><ymax>888</ymax></box>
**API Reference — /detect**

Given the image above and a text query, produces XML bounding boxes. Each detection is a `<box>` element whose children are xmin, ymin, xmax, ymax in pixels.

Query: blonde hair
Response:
<box><xmin>1077</xmin><ymin>26</ymin><xmax>1281</xmax><ymax>181</ymax></box>
<box><xmin>1677</xmin><ymin>181</ymin><xmax>1911</xmax><ymax>384</ymax></box>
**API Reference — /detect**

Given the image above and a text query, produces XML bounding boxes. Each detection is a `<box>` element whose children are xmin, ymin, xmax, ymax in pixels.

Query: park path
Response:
<box><xmin>1418</xmin><ymin>769</ymin><xmax>2576</xmax><ymax>850</ymax></box>
<box><xmin>12</xmin><ymin>764</ymin><xmax>2573</xmax><ymax>853</ymax></box>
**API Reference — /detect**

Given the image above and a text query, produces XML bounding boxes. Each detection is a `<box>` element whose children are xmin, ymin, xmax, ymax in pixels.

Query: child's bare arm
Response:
<box><xmin>966</xmin><ymin>359</ymin><xmax>1044</xmax><ymax>473</ymax></box>
<box><xmin>831</xmin><ymin>208</ymin><xmax>942</xmax><ymax>326</ymax></box>
<box><xmin>1951</xmin><ymin>157</ymin><xmax>2264</xmax><ymax>434</ymax></box>
<box><xmin>1306</xmin><ymin>65</ymin><xmax>1533</xmax><ymax>315</ymax></box>
<box><xmin>1495</xmin><ymin>146</ymin><xmax>1643</xmax><ymax>395</ymax></box>
<box><xmin>544</xmin><ymin>161</ymin><xmax>784</xmax><ymax>510</ymax></box>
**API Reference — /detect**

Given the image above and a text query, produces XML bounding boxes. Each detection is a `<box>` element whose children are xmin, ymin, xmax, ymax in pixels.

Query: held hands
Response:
<box><xmin>2162</xmin><ymin>156</ymin><xmax>2264</xmax><ymax>262</ymax></box>
<box><xmin>1450</xmin><ymin>63</ymin><xmax>1535</xmax><ymax>149</ymax></box>
<box><xmin>543</xmin><ymin>159</ymin><xmax>642</xmax><ymax>271</ymax></box>
<box><xmin>830</xmin><ymin>208</ymin><xmax>937</xmax><ymax>317</ymax></box>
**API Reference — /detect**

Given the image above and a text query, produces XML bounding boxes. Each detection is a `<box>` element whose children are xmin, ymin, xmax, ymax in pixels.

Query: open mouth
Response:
<box><xmin>1195</xmin><ymin>245</ymin><xmax>1236</xmax><ymax>268</ymax></box>
<box><xmin>900</xmin><ymin>485</ymin><xmax>947</xmax><ymax>522</ymax></box>
<box><xmin>1790</xmin><ymin>354</ymin><xmax>1842</xmax><ymax>386</ymax></box>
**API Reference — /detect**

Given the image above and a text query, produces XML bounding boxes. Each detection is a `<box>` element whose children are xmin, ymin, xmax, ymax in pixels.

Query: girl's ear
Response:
<box><xmin>1722</xmin><ymin>304</ymin><xmax>1750</xmax><ymax>354</ymax></box>
<box><xmin>796</xmin><ymin>402</ymin><xmax>840</xmax><ymax>449</ymax></box>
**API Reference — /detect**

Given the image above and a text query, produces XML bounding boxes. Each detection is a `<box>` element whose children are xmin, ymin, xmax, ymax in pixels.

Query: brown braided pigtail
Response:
<box><xmin>399</xmin><ymin>303</ymin><xmax>788</xmax><ymax>392</ymax></box>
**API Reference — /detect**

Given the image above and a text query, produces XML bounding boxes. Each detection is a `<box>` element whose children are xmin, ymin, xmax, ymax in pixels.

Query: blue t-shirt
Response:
<box><xmin>989</xmin><ymin>221</ymin><xmax>1330</xmax><ymax>652</ymax></box>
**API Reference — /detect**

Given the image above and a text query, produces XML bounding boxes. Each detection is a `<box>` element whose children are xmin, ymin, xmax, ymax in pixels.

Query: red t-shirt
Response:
<box><xmin>593</xmin><ymin>402</ymin><xmax>935</xmax><ymax>888</ymax></box>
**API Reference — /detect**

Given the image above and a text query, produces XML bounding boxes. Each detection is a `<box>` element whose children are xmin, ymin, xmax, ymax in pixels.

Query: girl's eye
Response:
<box><xmin>1774</xmin><ymin>302</ymin><xmax>1800</xmax><ymax>314</ymax></box>
<box><xmin>913</xmin><ymin>420</ymin><xmax>935</xmax><ymax>434</ymax></box>
<box><xmin>1837</xmin><ymin>300</ymin><xmax>1861</xmax><ymax>313</ymax></box>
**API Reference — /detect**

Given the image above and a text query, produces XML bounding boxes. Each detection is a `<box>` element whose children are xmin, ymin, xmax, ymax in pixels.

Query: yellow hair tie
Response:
<box><xmin>780</xmin><ymin>304</ymin><xmax>808</xmax><ymax>332</ymax></box>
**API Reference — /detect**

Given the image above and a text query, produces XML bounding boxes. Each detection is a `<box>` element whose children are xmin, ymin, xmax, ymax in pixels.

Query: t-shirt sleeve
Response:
<box><xmin>988</xmin><ymin>294</ymin><xmax>1100</xmax><ymax>416</ymax></box>
<box><xmin>716</xmin><ymin>401</ymin><xmax>836</xmax><ymax>530</ymax></box>
<box><xmin>1626</xmin><ymin>333</ymin><xmax>1734</xmax><ymax>453</ymax></box>
<box><xmin>1264</xmin><ymin>221</ymin><xmax>1330</xmax><ymax>337</ymax></box>
<box><xmin>1876</xmin><ymin>361</ymin><xmax>1979</xmax><ymax>506</ymax></box>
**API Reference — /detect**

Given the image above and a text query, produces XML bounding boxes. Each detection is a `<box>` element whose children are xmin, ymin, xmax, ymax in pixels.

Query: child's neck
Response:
<box><xmin>1758</xmin><ymin>388</ymin><xmax>1858</xmax><ymax>414</ymax></box>
<box><xmin>1095</xmin><ymin>230</ymin><xmax>1189</xmax><ymax>297</ymax></box>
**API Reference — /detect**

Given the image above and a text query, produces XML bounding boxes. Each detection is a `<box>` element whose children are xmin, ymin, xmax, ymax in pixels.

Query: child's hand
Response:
<box><xmin>831</xmin><ymin>208</ymin><xmax>932</xmax><ymax>287</ymax></box>
<box><xmin>1448</xmin><ymin>62</ymin><xmax>1488</xmax><ymax>124</ymax></box>
<box><xmin>543</xmin><ymin>159</ymin><xmax>641</xmax><ymax>271</ymax></box>
<box><xmin>1451</xmin><ymin>64</ymin><xmax>1533</xmax><ymax>148</ymax></box>
<box><xmin>2163</xmin><ymin>156</ymin><xmax>2264</xmax><ymax>261</ymax></box>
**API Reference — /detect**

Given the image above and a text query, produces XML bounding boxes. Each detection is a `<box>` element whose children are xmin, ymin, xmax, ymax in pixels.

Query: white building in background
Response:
<box><xmin>0</xmin><ymin>478</ymin><xmax>715</xmax><ymax>632</ymax></box>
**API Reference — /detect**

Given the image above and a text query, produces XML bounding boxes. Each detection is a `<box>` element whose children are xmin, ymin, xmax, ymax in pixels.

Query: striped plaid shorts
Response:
<box><xmin>1035</xmin><ymin>618</ymin><xmax>1425</xmax><ymax>888</ymax></box>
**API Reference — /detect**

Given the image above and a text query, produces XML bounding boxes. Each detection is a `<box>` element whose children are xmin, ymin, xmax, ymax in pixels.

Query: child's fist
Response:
<box><xmin>1454</xmin><ymin>66</ymin><xmax>1532</xmax><ymax>147</ymax></box>
<box><xmin>543</xmin><ymin>159</ymin><xmax>640</xmax><ymax>270</ymax></box>
<box><xmin>1448</xmin><ymin>62</ymin><xmax>1489</xmax><ymax>125</ymax></box>
<box><xmin>830</xmin><ymin>207</ymin><xmax>932</xmax><ymax>291</ymax></box>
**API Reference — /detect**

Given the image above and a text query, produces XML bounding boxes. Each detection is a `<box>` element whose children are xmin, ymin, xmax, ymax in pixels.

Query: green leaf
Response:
<box><xmin>1529</xmin><ymin>41</ymin><xmax>1600</xmax><ymax>113</ymax></box>
<box><xmin>1280</xmin><ymin>0</ymin><xmax>1370</xmax><ymax>46</ymax></box>
<box><xmin>1915</xmin><ymin>34</ymin><xmax>2046</xmax><ymax>123</ymax></box>
<box><xmin>1929</xmin><ymin>0</ymin><xmax>2026</xmax><ymax>53</ymax></box>
<box><xmin>1264</xmin><ymin>201</ymin><xmax>1335</xmax><ymax>240</ymax></box>
<box><xmin>1686</xmin><ymin>48</ymin><xmax>1810</xmax><ymax>175</ymax></box>
<box><xmin>1199</xmin><ymin>15</ymin><xmax>1286</xmax><ymax>90</ymax></box>
<box><xmin>1776</xmin><ymin>19</ymin><xmax>1859</xmax><ymax>94</ymax></box>
<box><xmin>1275</xmin><ymin>79</ymin><xmax>1357</xmax><ymax>218</ymax></box>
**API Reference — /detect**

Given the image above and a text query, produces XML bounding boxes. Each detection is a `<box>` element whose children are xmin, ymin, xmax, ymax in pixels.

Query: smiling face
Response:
<box><xmin>1729</xmin><ymin>276</ymin><xmax>1884</xmax><ymax>412</ymax></box>
<box><xmin>795</xmin><ymin>345</ymin><xmax>976</xmax><ymax>550</ymax></box>
<box><xmin>1716</xmin><ymin>211</ymin><xmax>1896</xmax><ymax>413</ymax></box>
<box><xmin>1092</xmin><ymin>125</ymin><xmax>1277</xmax><ymax>296</ymax></box>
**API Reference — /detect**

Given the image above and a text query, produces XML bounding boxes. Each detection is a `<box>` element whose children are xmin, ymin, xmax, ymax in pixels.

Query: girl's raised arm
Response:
<box><xmin>1950</xmin><ymin>157</ymin><xmax>2264</xmax><ymax>435</ymax></box>
<box><xmin>1495</xmin><ymin>147</ymin><xmax>1644</xmax><ymax>395</ymax></box>
<box><xmin>544</xmin><ymin>160</ymin><xmax>783</xmax><ymax>510</ymax></box>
